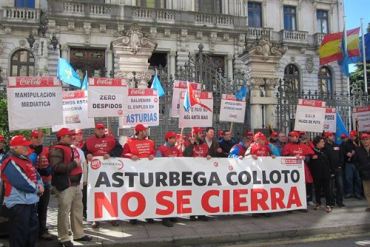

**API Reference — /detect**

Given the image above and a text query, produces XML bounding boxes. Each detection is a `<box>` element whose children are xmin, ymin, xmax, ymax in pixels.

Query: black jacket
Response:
<box><xmin>354</xmin><ymin>145</ymin><xmax>370</xmax><ymax>180</ymax></box>
<box><xmin>323</xmin><ymin>141</ymin><xmax>344</xmax><ymax>170</ymax></box>
<box><xmin>218</xmin><ymin>139</ymin><xmax>235</xmax><ymax>157</ymax></box>
<box><xmin>309</xmin><ymin>148</ymin><xmax>333</xmax><ymax>181</ymax></box>
<box><xmin>342</xmin><ymin>139</ymin><xmax>359</xmax><ymax>163</ymax></box>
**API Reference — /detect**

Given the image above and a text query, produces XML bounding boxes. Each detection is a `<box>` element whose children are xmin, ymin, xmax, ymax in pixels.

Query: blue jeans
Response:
<box><xmin>344</xmin><ymin>163</ymin><xmax>362</xmax><ymax>197</ymax></box>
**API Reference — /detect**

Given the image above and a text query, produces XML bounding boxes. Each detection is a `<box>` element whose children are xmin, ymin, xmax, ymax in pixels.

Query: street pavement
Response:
<box><xmin>0</xmin><ymin>196</ymin><xmax>370</xmax><ymax>247</ymax></box>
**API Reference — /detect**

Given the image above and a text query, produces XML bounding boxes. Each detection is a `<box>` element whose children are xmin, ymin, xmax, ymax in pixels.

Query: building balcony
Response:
<box><xmin>314</xmin><ymin>32</ymin><xmax>326</xmax><ymax>46</ymax></box>
<box><xmin>280</xmin><ymin>30</ymin><xmax>308</xmax><ymax>44</ymax></box>
<box><xmin>47</xmin><ymin>0</ymin><xmax>247</xmax><ymax>29</ymax></box>
<box><xmin>1</xmin><ymin>7</ymin><xmax>40</xmax><ymax>23</ymax></box>
<box><xmin>247</xmin><ymin>27</ymin><xmax>272</xmax><ymax>40</ymax></box>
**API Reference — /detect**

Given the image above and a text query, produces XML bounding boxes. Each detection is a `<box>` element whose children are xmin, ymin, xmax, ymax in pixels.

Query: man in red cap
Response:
<box><xmin>183</xmin><ymin>127</ymin><xmax>210</xmax><ymax>158</ymax></box>
<box><xmin>282</xmin><ymin>131</ymin><xmax>315</xmax><ymax>206</ymax></box>
<box><xmin>355</xmin><ymin>133</ymin><xmax>370</xmax><ymax>211</ymax></box>
<box><xmin>342</xmin><ymin>130</ymin><xmax>362</xmax><ymax>199</ymax></box>
<box><xmin>246</xmin><ymin>132</ymin><xmax>272</xmax><ymax>158</ymax></box>
<box><xmin>49</xmin><ymin>128</ymin><xmax>91</xmax><ymax>247</ymax></box>
<box><xmin>122</xmin><ymin>123</ymin><xmax>155</xmax><ymax>160</ymax></box>
<box><xmin>28</xmin><ymin>130</ymin><xmax>54</xmax><ymax>240</ymax></box>
<box><xmin>83</xmin><ymin>123</ymin><xmax>122</xmax><ymax>228</ymax></box>
<box><xmin>1</xmin><ymin>135</ymin><xmax>44</xmax><ymax>247</ymax></box>
<box><xmin>323</xmin><ymin>131</ymin><xmax>345</xmax><ymax>207</ymax></box>
<box><xmin>155</xmin><ymin>131</ymin><xmax>182</xmax><ymax>227</ymax></box>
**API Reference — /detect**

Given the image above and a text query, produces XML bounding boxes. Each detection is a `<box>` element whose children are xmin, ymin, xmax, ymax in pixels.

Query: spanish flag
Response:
<box><xmin>319</xmin><ymin>27</ymin><xmax>360</xmax><ymax>65</ymax></box>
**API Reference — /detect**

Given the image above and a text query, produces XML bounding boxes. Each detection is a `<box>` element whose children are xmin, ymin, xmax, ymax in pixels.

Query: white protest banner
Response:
<box><xmin>7</xmin><ymin>76</ymin><xmax>63</xmax><ymax>131</ymax></box>
<box><xmin>323</xmin><ymin>108</ymin><xmax>336</xmax><ymax>132</ymax></box>
<box><xmin>219</xmin><ymin>94</ymin><xmax>246</xmax><ymax>123</ymax></box>
<box><xmin>52</xmin><ymin>90</ymin><xmax>95</xmax><ymax>132</ymax></box>
<box><xmin>353</xmin><ymin>106</ymin><xmax>370</xmax><ymax>131</ymax></box>
<box><xmin>179</xmin><ymin>91</ymin><xmax>213</xmax><ymax>128</ymax></box>
<box><xmin>87</xmin><ymin>157</ymin><xmax>306</xmax><ymax>221</ymax></box>
<box><xmin>121</xmin><ymin>88</ymin><xmax>159</xmax><ymax>127</ymax></box>
<box><xmin>171</xmin><ymin>81</ymin><xmax>201</xmax><ymax>118</ymax></box>
<box><xmin>294</xmin><ymin>99</ymin><xmax>326</xmax><ymax>133</ymax></box>
<box><xmin>88</xmin><ymin>78</ymin><xmax>128</xmax><ymax>118</ymax></box>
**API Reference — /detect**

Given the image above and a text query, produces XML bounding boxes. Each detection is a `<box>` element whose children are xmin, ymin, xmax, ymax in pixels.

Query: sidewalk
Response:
<box><xmin>1</xmin><ymin>197</ymin><xmax>370</xmax><ymax>247</ymax></box>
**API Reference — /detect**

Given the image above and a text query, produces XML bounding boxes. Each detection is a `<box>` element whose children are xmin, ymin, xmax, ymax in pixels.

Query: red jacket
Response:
<box><xmin>122</xmin><ymin>138</ymin><xmax>155</xmax><ymax>158</ymax></box>
<box><xmin>249</xmin><ymin>143</ymin><xmax>271</xmax><ymax>157</ymax></box>
<box><xmin>156</xmin><ymin>143</ymin><xmax>183</xmax><ymax>157</ymax></box>
<box><xmin>84</xmin><ymin>135</ymin><xmax>117</xmax><ymax>156</ymax></box>
<box><xmin>184</xmin><ymin>142</ymin><xmax>209</xmax><ymax>157</ymax></box>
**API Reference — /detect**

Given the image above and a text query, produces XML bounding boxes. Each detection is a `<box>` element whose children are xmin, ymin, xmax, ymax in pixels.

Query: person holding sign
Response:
<box><xmin>282</xmin><ymin>131</ymin><xmax>315</xmax><ymax>206</ymax></box>
<box><xmin>1</xmin><ymin>135</ymin><xmax>44</xmax><ymax>247</ymax></box>
<box><xmin>183</xmin><ymin>127</ymin><xmax>210</xmax><ymax>159</ymax></box>
<box><xmin>354</xmin><ymin>133</ymin><xmax>370</xmax><ymax>212</ymax></box>
<box><xmin>49</xmin><ymin>128</ymin><xmax>92</xmax><ymax>247</ymax></box>
<box><xmin>204</xmin><ymin>127</ymin><xmax>224</xmax><ymax>157</ymax></box>
<box><xmin>245</xmin><ymin>132</ymin><xmax>272</xmax><ymax>158</ymax></box>
<box><xmin>82</xmin><ymin>123</ymin><xmax>122</xmax><ymax>228</ymax></box>
<box><xmin>155</xmin><ymin>131</ymin><xmax>183</xmax><ymax>227</ymax></box>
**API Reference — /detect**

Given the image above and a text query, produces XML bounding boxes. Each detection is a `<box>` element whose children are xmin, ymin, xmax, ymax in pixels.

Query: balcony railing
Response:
<box><xmin>280</xmin><ymin>30</ymin><xmax>308</xmax><ymax>43</ymax></box>
<box><xmin>2</xmin><ymin>7</ymin><xmax>40</xmax><ymax>23</ymax></box>
<box><xmin>247</xmin><ymin>27</ymin><xmax>272</xmax><ymax>40</ymax></box>
<box><xmin>314</xmin><ymin>32</ymin><xmax>326</xmax><ymax>46</ymax></box>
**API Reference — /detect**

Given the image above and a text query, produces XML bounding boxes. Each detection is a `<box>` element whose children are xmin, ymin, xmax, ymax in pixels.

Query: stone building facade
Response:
<box><xmin>0</xmin><ymin>0</ymin><xmax>346</xmax><ymax>131</ymax></box>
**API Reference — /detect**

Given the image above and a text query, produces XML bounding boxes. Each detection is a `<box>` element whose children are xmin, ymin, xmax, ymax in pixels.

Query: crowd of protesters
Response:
<box><xmin>0</xmin><ymin>123</ymin><xmax>369</xmax><ymax>247</ymax></box>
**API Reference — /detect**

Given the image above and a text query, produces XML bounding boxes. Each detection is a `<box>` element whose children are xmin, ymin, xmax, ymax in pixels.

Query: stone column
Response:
<box><xmin>249</xmin><ymin>80</ymin><xmax>263</xmax><ymax>129</ymax></box>
<box><xmin>265</xmin><ymin>78</ymin><xmax>278</xmax><ymax>129</ymax></box>
<box><xmin>37</xmin><ymin>37</ymin><xmax>48</xmax><ymax>75</ymax></box>
<box><xmin>227</xmin><ymin>53</ymin><xmax>233</xmax><ymax>81</ymax></box>
<box><xmin>107</xmin><ymin>49</ymin><xmax>113</xmax><ymax>77</ymax></box>
<box><xmin>61</xmin><ymin>44</ymin><xmax>69</xmax><ymax>60</ymax></box>
<box><xmin>169</xmin><ymin>50</ymin><xmax>176</xmax><ymax>78</ymax></box>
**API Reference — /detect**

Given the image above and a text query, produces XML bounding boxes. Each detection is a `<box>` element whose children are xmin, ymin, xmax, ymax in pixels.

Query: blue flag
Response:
<box><xmin>151</xmin><ymin>74</ymin><xmax>165</xmax><ymax>97</ymax></box>
<box><xmin>235</xmin><ymin>82</ymin><xmax>249</xmax><ymax>100</ymax></box>
<box><xmin>183</xmin><ymin>83</ymin><xmax>191</xmax><ymax>112</ymax></box>
<box><xmin>339</xmin><ymin>29</ymin><xmax>351</xmax><ymax>77</ymax></box>
<box><xmin>81</xmin><ymin>71</ymin><xmax>88</xmax><ymax>91</ymax></box>
<box><xmin>349</xmin><ymin>33</ymin><xmax>370</xmax><ymax>63</ymax></box>
<box><xmin>335</xmin><ymin>112</ymin><xmax>349</xmax><ymax>145</ymax></box>
<box><xmin>57</xmin><ymin>58</ymin><xmax>81</xmax><ymax>87</ymax></box>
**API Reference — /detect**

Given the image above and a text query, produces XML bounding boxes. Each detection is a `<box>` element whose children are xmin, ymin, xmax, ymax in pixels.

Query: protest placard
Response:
<box><xmin>7</xmin><ymin>76</ymin><xmax>63</xmax><ymax>131</ymax></box>
<box><xmin>52</xmin><ymin>90</ymin><xmax>95</xmax><ymax>132</ymax></box>
<box><xmin>121</xmin><ymin>88</ymin><xmax>159</xmax><ymax>127</ymax></box>
<box><xmin>179</xmin><ymin>91</ymin><xmax>213</xmax><ymax>128</ymax></box>
<box><xmin>353</xmin><ymin>106</ymin><xmax>370</xmax><ymax>131</ymax></box>
<box><xmin>294</xmin><ymin>99</ymin><xmax>326</xmax><ymax>133</ymax></box>
<box><xmin>88</xmin><ymin>78</ymin><xmax>128</xmax><ymax>118</ymax></box>
<box><xmin>323</xmin><ymin>108</ymin><xmax>336</xmax><ymax>132</ymax></box>
<box><xmin>87</xmin><ymin>157</ymin><xmax>306</xmax><ymax>221</ymax></box>
<box><xmin>171</xmin><ymin>81</ymin><xmax>201</xmax><ymax>118</ymax></box>
<box><xmin>219</xmin><ymin>94</ymin><xmax>246</xmax><ymax>123</ymax></box>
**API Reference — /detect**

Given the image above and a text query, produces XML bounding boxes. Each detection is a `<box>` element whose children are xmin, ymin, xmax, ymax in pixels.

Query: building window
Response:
<box><xmin>317</xmin><ymin>10</ymin><xmax>329</xmax><ymax>33</ymax></box>
<box><xmin>137</xmin><ymin>0</ymin><xmax>166</xmax><ymax>8</ymax></box>
<box><xmin>284</xmin><ymin>64</ymin><xmax>300</xmax><ymax>92</ymax></box>
<box><xmin>70</xmin><ymin>48</ymin><xmax>106</xmax><ymax>78</ymax></box>
<box><xmin>283</xmin><ymin>6</ymin><xmax>297</xmax><ymax>31</ymax></box>
<box><xmin>196</xmin><ymin>0</ymin><xmax>222</xmax><ymax>14</ymax></box>
<box><xmin>248</xmin><ymin>2</ymin><xmax>262</xmax><ymax>28</ymax></box>
<box><xmin>15</xmin><ymin>0</ymin><xmax>35</xmax><ymax>8</ymax></box>
<box><xmin>318</xmin><ymin>66</ymin><xmax>332</xmax><ymax>94</ymax></box>
<box><xmin>10</xmin><ymin>49</ymin><xmax>35</xmax><ymax>76</ymax></box>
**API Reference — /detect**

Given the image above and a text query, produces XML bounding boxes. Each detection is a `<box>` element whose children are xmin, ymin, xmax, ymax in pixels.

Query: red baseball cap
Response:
<box><xmin>95</xmin><ymin>123</ymin><xmax>105</xmax><ymax>129</ymax></box>
<box><xmin>270</xmin><ymin>131</ymin><xmax>279</xmax><ymax>138</ymax></box>
<box><xmin>135</xmin><ymin>123</ymin><xmax>147</xmax><ymax>133</ymax></box>
<box><xmin>289</xmin><ymin>131</ymin><xmax>300</xmax><ymax>138</ymax></box>
<box><xmin>254</xmin><ymin>132</ymin><xmax>267</xmax><ymax>141</ymax></box>
<box><xmin>340</xmin><ymin>134</ymin><xmax>348</xmax><ymax>139</ymax></box>
<box><xmin>192</xmin><ymin>127</ymin><xmax>204</xmax><ymax>135</ymax></box>
<box><xmin>0</xmin><ymin>135</ymin><xmax>5</xmax><ymax>142</ymax></box>
<box><xmin>350</xmin><ymin>130</ymin><xmax>357</xmax><ymax>137</ymax></box>
<box><xmin>31</xmin><ymin>130</ymin><xmax>43</xmax><ymax>139</ymax></box>
<box><xmin>9</xmin><ymin>135</ymin><xmax>31</xmax><ymax>147</ymax></box>
<box><xmin>360</xmin><ymin>133</ymin><xmax>370</xmax><ymax>140</ymax></box>
<box><xmin>165</xmin><ymin>131</ymin><xmax>177</xmax><ymax>140</ymax></box>
<box><xmin>56</xmin><ymin>128</ymin><xmax>75</xmax><ymax>138</ymax></box>
<box><xmin>324</xmin><ymin>131</ymin><xmax>334</xmax><ymax>138</ymax></box>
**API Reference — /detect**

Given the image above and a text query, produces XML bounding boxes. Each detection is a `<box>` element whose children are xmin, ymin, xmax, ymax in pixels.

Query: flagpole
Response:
<box><xmin>343</xmin><ymin>15</ymin><xmax>352</xmax><ymax>131</ymax></box>
<box><xmin>361</xmin><ymin>18</ymin><xmax>368</xmax><ymax>94</ymax></box>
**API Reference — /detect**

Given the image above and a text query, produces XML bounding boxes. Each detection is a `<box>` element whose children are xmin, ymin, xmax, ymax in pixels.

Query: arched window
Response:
<box><xmin>10</xmin><ymin>49</ymin><xmax>35</xmax><ymax>76</ymax></box>
<box><xmin>284</xmin><ymin>64</ymin><xmax>300</xmax><ymax>92</ymax></box>
<box><xmin>318</xmin><ymin>66</ymin><xmax>332</xmax><ymax>94</ymax></box>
